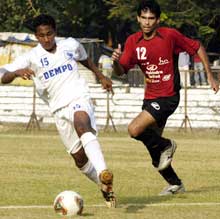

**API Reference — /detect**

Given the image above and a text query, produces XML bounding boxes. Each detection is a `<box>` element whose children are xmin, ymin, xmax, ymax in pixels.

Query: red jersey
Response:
<box><xmin>119</xmin><ymin>27</ymin><xmax>200</xmax><ymax>99</ymax></box>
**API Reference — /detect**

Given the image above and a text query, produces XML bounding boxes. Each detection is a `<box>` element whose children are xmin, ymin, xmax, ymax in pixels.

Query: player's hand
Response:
<box><xmin>112</xmin><ymin>44</ymin><xmax>122</xmax><ymax>62</ymax></box>
<box><xmin>100</xmin><ymin>76</ymin><xmax>114</xmax><ymax>94</ymax></box>
<box><xmin>15</xmin><ymin>68</ymin><xmax>35</xmax><ymax>80</ymax></box>
<box><xmin>208</xmin><ymin>76</ymin><xmax>219</xmax><ymax>94</ymax></box>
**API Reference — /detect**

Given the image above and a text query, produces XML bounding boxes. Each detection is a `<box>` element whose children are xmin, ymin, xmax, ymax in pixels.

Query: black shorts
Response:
<box><xmin>142</xmin><ymin>93</ymin><xmax>180</xmax><ymax>128</ymax></box>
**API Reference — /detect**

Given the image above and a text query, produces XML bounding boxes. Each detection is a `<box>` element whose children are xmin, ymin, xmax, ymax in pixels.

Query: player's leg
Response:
<box><xmin>71</xmin><ymin>147</ymin><xmax>99</xmax><ymax>183</ymax></box>
<box><xmin>54</xmin><ymin>109</ymin><xmax>100</xmax><ymax>184</ymax></box>
<box><xmin>73</xmin><ymin>100</ymin><xmax>116</xmax><ymax>208</ymax></box>
<box><xmin>72</xmin><ymin>149</ymin><xmax>118</xmax><ymax>200</ymax></box>
<box><xmin>131</xmin><ymin>121</ymin><xmax>184</xmax><ymax>195</ymax></box>
<box><xmin>147</xmin><ymin>125</ymin><xmax>184</xmax><ymax>194</ymax></box>
<box><xmin>158</xmin><ymin>166</ymin><xmax>185</xmax><ymax>195</ymax></box>
<box><xmin>144</xmin><ymin>135</ymin><xmax>183</xmax><ymax>185</ymax></box>
<box><xmin>128</xmin><ymin>110</ymin><xmax>175</xmax><ymax>170</ymax></box>
<box><xmin>74</xmin><ymin>111</ymin><xmax>116</xmax><ymax>208</ymax></box>
<box><xmin>54</xmin><ymin>102</ymin><xmax>116</xmax><ymax>207</ymax></box>
<box><xmin>129</xmin><ymin>94</ymin><xmax>185</xmax><ymax>195</ymax></box>
<box><xmin>147</xmin><ymin>122</ymin><xmax>185</xmax><ymax>195</ymax></box>
<box><xmin>74</xmin><ymin>111</ymin><xmax>107</xmax><ymax>176</ymax></box>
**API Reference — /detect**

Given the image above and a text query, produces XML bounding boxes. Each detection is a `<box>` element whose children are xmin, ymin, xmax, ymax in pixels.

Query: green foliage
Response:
<box><xmin>104</xmin><ymin>0</ymin><xmax>137</xmax><ymax>20</ymax></box>
<box><xmin>199</xmin><ymin>26</ymin><xmax>215</xmax><ymax>36</ymax></box>
<box><xmin>0</xmin><ymin>0</ymin><xmax>111</xmax><ymax>39</ymax></box>
<box><xmin>0</xmin><ymin>0</ymin><xmax>39</xmax><ymax>32</ymax></box>
<box><xmin>105</xmin><ymin>0</ymin><xmax>220</xmax><ymax>50</ymax></box>
<box><xmin>0</xmin><ymin>0</ymin><xmax>219</xmax><ymax>51</ymax></box>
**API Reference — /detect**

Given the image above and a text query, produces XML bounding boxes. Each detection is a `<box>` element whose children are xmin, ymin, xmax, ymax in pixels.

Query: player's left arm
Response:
<box><xmin>79</xmin><ymin>58</ymin><xmax>113</xmax><ymax>94</ymax></box>
<box><xmin>197</xmin><ymin>45</ymin><xmax>219</xmax><ymax>93</ymax></box>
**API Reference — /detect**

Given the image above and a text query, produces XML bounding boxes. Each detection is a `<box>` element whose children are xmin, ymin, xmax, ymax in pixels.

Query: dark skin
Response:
<box><xmin>1</xmin><ymin>24</ymin><xmax>113</xmax><ymax>169</ymax></box>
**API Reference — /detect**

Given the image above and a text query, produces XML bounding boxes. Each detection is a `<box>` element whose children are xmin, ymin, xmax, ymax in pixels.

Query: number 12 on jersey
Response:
<box><xmin>136</xmin><ymin>47</ymin><xmax>147</xmax><ymax>60</ymax></box>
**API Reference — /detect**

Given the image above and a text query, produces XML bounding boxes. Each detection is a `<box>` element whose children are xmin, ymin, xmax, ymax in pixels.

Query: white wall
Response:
<box><xmin>0</xmin><ymin>84</ymin><xmax>220</xmax><ymax>129</ymax></box>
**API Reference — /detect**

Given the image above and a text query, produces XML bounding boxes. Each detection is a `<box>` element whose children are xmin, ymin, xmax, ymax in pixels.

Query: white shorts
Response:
<box><xmin>54</xmin><ymin>98</ymin><xmax>97</xmax><ymax>154</ymax></box>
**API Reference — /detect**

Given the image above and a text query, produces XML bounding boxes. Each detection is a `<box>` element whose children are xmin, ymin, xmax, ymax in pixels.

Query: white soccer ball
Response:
<box><xmin>53</xmin><ymin>190</ymin><xmax>83</xmax><ymax>216</ymax></box>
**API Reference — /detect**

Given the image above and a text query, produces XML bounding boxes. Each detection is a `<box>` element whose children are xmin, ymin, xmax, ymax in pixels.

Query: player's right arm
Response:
<box><xmin>1</xmin><ymin>68</ymin><xmax>34</xmax><ymax>84</ymax></box>
<box><xmin>0</xmin><ymin>52</ymin><xmax>34</xmax><ymax>84</ymax></box>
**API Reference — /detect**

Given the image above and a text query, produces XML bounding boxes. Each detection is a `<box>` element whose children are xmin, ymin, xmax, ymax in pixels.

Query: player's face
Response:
<box><xmin>35</xmin><ymin>25</ymin><xmax>56</xmax><ymax>52</ymax></box>
<box><xmin>137</xmin><ymin>10</ymin><xmax>160</xmax><ymax>39</ymax></box>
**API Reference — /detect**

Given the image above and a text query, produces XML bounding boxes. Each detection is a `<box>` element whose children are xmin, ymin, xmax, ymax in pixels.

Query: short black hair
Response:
<box><xmin>32</xmin><ymin>14</ymin><xmax>56</xmax><ymax>32</ymax></box>
<box><xmin>137</xmin><ymin>0</ymin><xmax>161</xmax><ymax>18</ymax></box>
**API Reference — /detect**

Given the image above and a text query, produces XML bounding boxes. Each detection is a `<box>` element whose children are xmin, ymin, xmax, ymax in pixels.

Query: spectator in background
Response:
<box><xmin>98</xmin><ymin>54</ymin><xmax>113</xmax><ymax>78</ymax></box>
<box><xmin>178</xmin><ymin>52</ymin><xmax>190</xmax><ymax>87</ymax></box>
<box><xmin>193</xmin><ymin>54</ymin><xmax>208</xmax><ymax>86</ymax></box>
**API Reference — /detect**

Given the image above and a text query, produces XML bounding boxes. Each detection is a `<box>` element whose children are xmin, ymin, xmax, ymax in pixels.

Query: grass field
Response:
<box><xmin>0</xmin><ymin>124</ymin><xmax>220</xmax><ymax>219</ymax></box>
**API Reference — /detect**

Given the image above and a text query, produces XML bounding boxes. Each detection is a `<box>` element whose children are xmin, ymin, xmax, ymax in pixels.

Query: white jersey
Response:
<box><xmin>0</xmin><ymin>37</ymin><xmax>91</xmax><ymax>112</ymax></box>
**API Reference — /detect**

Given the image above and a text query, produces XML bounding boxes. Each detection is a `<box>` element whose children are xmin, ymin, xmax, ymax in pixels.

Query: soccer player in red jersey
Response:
<box><xmin>112</xmin><ymin>0</ymin><xmax>219</xmax><ymax>195</ymax></box>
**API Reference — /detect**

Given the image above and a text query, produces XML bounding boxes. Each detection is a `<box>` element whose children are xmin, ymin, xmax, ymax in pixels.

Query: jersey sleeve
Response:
<box><xmin>0</xmin><ymin>52</ymin><xmax>30</xmax><ymax>73</ymax></box>
<box><xmin>0</xmin><ymin>52</ymin><xmax>30</xmax><ymax>79</ymax></box>
<box><xmin>67</xmin><ymin>37</ymin><xmax>88</xmax><ymax>61</ymax></box>
<box><xmin>76</xmin><ymin>42</ymin><xmax>88</xmax><ymax>61</ymax></box>
<box><xmin>172</xmin><ymin>29</ymin><xmax>200</xmax><ymax>55</ymax></box>
<box><xmin>119</xmin><ymin>36</ymin><xmax>136</xmax><ymax>73</ymax></box>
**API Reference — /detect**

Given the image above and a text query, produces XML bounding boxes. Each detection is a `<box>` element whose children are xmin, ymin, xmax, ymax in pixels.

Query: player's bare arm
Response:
<box><xmin>112</xmin><ymin>44</ymin><xmax>125</xmax><ymax>76</ymax></box>
<box><xmin>79</xmin><ymin>58</ymin><xmax>113</xmax><ymax>93</ymax></box>
<box><xmin>197</xmin><ymin>45</ymin><xmax>219</xmax><ymax>93</ymax></box>
<box><xmin>1</xmin><ymin>68</ymin><xmax>34</xmax><ymax>84</ymax></box>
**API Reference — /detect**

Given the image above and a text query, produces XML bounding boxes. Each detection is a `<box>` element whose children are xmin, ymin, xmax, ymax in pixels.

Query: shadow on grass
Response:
<box><xmin>81</xmin><ymin>212</ymin><xmax>95</xmax><ymax>217</ymax></box>
<box><xmin>118</xmin><ymin>195</ymin><xmax>181</xmax><ymax>214</ymax></box>
<box><xmin>186</xmin><ymin>185</ymin><xmax>220</xmax><ymax>194</ymax></box>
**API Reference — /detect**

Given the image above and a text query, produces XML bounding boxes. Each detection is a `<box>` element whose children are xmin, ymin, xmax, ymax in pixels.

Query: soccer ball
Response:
<box><xmin>53</xmin><ymin>191</ymin><xmax>83</xmax><ymax>216</ymax></box>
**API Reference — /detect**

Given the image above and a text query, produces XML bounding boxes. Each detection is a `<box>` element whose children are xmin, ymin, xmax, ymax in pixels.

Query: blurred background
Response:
<box><xmin>0</xmin><ymin>0</ymin><xmax>220</xmax><ymax>54</ymax></box>
<box><xmin>0</xmin><ymin>0</ymin><xmax>220</xmax><ymax>131</ymax></box>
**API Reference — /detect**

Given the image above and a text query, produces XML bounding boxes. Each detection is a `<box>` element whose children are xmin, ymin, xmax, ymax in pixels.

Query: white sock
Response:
<box><xmin>79</xmin><ymin>160</ymin><xmax>99</xmax><ymax>184</ymax></box>
<box><xmin>80</xmin><ymin>132</ymin><xmax>107</xmax><ymax>176</ymax></box>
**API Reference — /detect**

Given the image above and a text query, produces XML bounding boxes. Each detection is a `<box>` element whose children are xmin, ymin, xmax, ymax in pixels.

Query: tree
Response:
<box><xmin>105</xmin><ymin>0</ymin><xmax>220</xmax><ymax>52</ymax></box>
<box><xmin>0</xmin><ymin>0</ymin><xmax>114</xmax><ymax>44</ymax></box>
<box><xmin>0</xmin><ymin>0</ymin><xmax>39</xmax><ymax>32</ymax></box>
<box><xmin>0</xmin><ymin>0</ymin><xmax>219</xmax><ymax>53</ymax></box>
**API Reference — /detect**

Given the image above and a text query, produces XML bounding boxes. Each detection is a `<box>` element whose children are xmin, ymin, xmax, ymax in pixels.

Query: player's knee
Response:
<box><xmin>128</xmin><ymin>124</ymin><xmax>140</xmax><ymax>138</ymax></box>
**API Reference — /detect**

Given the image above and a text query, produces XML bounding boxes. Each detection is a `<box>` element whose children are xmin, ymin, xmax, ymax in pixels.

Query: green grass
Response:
<box><xmin>0</xmin><ymin>124</ymin><xmax>220</xmax><ymax>219</ymax></box>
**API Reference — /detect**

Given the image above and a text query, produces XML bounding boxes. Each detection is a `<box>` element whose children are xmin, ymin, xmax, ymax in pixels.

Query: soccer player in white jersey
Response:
<box><xmin>0</xmin><ymin>14</ymin><xmax>116</xmax><ymax>208</ymax></box>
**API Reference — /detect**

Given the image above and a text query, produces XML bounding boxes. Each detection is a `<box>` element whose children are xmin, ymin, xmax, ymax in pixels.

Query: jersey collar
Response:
<box><xmin>135</xmin><ymin>29</ymin><xmax>163</xmax><ymax>44</ymax></box>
